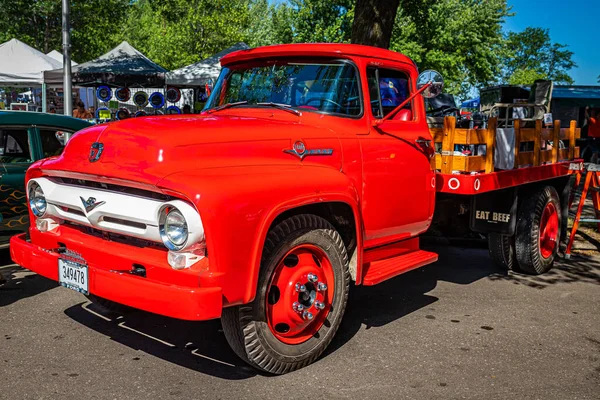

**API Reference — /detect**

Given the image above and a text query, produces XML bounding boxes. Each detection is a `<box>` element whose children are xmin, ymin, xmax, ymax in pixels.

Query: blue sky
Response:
<box><xmin>503</xmin><ymin>0</ymin><xmax>596</xmax><ymax>85</ymax></box>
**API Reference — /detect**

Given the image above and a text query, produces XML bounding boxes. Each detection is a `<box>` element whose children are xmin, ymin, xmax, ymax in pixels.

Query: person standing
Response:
<box><xmin>586</xmin><ymin>107</ymin><xmax>600</xmax><ymax>139</ymax></box>
<box><xmin>72</xmin><ymin>100</ymin><xmax>92</xmax><ymax>119</ymax></box>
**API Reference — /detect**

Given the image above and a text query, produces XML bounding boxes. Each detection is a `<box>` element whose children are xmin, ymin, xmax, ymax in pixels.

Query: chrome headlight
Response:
<box><xmin>28</xmin><ymin>181</ymin><xmax>47</xmax><ymax>217</ymax></box>
<box><xmin>159</xmin><ymin>207</ymin><xmax>188</xmax><ymax>250</ymax></box>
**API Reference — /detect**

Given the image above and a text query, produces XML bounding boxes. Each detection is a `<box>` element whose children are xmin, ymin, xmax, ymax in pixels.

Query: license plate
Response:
<box><xmin>58</xmin><ymin>258</ymin><xmax>89</xmax><ymax>295</ymax></box>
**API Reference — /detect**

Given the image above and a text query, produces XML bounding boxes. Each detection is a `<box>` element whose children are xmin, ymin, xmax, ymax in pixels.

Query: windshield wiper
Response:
<box><xmin>205</xmin><ymin>101</ymin><xmax>248</xmax><ymax>114</ymax></box>
<box><xmin>257</xmin><ymin>102</ymin><xmax>302</xmax><ymax>116</ymax></box>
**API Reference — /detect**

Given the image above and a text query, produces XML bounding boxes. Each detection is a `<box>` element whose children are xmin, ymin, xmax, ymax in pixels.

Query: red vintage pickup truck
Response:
<box><xmin>11</xmin><ymin>44</ymin><xmax>579</xmax><ymax>374</ymax></box>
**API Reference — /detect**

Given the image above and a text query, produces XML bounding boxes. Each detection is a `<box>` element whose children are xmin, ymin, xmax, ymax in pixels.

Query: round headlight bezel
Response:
<box><xmin>159</xmin><ymin>206</ymin><xmax>189</xmax><ymax>251</ymax></box>
<box><xmin>28</xmin><ymin>181</ymin><xmax>47</xmax><ymax>217</ymax></box>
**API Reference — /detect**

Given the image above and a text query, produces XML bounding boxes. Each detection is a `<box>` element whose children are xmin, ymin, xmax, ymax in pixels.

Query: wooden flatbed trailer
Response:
<box><xmin>429</xmin><ymin>116</ymin><xmax>583</xmax><ymax>275</ymax></box>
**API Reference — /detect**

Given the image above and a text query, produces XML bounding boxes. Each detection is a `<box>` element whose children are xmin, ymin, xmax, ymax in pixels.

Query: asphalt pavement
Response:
<box><xmin>1</xmin><ymin>245</ymin><xmax>599</xmax><ymax>400</ymax></box>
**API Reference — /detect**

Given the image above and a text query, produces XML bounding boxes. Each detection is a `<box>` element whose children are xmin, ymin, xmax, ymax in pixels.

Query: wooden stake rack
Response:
<box><xmin>430</xmin><ymin>117</ymin><xmax>581</xmax><ymax>174</ymax></box>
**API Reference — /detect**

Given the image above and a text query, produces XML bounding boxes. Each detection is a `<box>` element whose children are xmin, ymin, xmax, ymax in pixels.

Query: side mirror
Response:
<box><xmin>417</xmin><ymin>70</ymin><xmax>444</xmax><ymax>98</ymax></box>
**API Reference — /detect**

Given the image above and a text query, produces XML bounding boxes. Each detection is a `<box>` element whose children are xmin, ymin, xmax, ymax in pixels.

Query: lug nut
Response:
<box><xmin>295</xmin><ymin>283</ymin><xmax>306</xmax><ymax>293</ymax></box>
<box><xmin>307</xmin><ymin>273</ymin><xmax>318</xmax><ymax>283</ymax></box>
<box><xmin>293</xmin><ymin>302</ymin><xmax>304</xmax><ymax>312</ymax></box>
<box><xmin>317</xmin><ymin>282</ymin><xmax>327</xmax><ymax>292</ymax></box>
<box><xmin>315</xmin><ymin>301</ymin><xmax>325</xmax><ymax>310</ymax></box>
<box><xmin>303</xmin><ymin>311</ymin><xmax>314</xmax><ymax>321</ymax></box>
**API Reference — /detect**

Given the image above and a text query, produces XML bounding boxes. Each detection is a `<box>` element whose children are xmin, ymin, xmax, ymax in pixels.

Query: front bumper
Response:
<box><xmin>10</xmin><ymin>231</ymin><xmax>222</xmax><ymax>321</ymax></box>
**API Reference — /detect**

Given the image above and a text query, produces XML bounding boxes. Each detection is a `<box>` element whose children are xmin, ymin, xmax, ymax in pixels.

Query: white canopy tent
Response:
<box><xmin>46</xmin><ymin>50</ymin><xmax>78</xmax><ymax>66</ymax></box>
<box><xmin>166</xmin><ymin>42</ymin><xmax>249</xmax><ymax>87</ymax></box>
<box><xmin>0</xmin><ymin>38</ymin><xmax>62</xmax><ymax>87</ymax></box>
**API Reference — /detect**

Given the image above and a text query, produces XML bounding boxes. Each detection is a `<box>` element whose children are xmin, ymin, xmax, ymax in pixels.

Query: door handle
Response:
<box><xmin>415</xmin><ymin>139</ymin><xmax>431</xmax><ymax>146</ymax></box>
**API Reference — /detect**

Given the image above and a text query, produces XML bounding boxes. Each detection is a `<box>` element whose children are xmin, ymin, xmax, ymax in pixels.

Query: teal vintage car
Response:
<box><xmin>0</xmin><ymin>111</ymin><xmax>92</xmax><ymax>245</ymax></box>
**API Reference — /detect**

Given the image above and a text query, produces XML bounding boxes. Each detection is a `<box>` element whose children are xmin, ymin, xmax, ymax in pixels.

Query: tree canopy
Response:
<box><xmin>503</xmin><ymin>27</ymin><xmax>577</xmax><ymax>85</ymax></box>
<box><xmin>0</xmin><ymin>0</ymin><xmax>130</xmax><ymax>63</ymax></box>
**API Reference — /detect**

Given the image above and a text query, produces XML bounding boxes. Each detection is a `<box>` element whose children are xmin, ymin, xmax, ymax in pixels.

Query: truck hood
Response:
<box><xmin>40</xmin><ymin>113</ymin><xmax>343</xmax><ymax>188</ymax></box>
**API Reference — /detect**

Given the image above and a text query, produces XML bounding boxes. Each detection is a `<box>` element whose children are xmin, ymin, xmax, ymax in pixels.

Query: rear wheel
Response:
<box><xmin>515</xmin><ymin>186</ymin><xmax>561</xmax><ymax>275</ymax></box>
<box><xmin>488</xmin><ymin>233</ymin><xmax>518</xmax><ymax>271</ymax></box>
<box><xmin>221</xmin><ymin>214</ymin><xmax>350</xmax><ymax>374</ymax></box>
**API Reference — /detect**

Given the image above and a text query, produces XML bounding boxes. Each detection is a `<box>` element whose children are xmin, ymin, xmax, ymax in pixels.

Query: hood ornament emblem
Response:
<box><xmin>80</xmin><ymin>196</ymin><xmax>105</xmax><ymax>214</ymax></box>
<box><xmin>89</xmin><ymin>142</ymin><xmax>104</xmax><ymax>162</ymax></box>
<box><xmin>284</xmin><ymin>141</ymin><xmax>333</xmax><ymax>160</ymax></box>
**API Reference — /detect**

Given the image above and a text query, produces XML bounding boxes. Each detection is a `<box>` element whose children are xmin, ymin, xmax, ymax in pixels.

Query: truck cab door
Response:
<box><xmin>0</xmin><ymin>127</ymin><xmax>35</xmax><ymax>243</ymax></box>
<box><xmin>360</xmin><ymin>66</ymin><xmax>436</xmax><ymax>248</ymax></box>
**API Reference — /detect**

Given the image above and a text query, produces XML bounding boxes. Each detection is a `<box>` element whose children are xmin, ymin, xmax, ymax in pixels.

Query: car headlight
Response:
<box><xmin>28</xmin><ymin>181</ymin><xmax>47</xmax><ymax>217</ymax></box>
<box><xmin>159</xmin><ymin>207</ymin><xmax>188</xmax><ymax>250</ymax></box>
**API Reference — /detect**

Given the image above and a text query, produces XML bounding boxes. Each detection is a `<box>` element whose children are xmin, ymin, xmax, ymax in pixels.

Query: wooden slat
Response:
<box><xmin>441</xmin><ymin>116</ymin><xmax>456</xmax><ymax>174</ymax></box>
<box><xmin>520</xmin><ymin>127</ymin><xmax>537</xmax><ymax>142</ymax></box>
<box><xmin>513</xmin><ymin>119</ymin><xmax>521</xmax><ymax>169</ymax></box>
<box><xmin>430</xmin><ymin>127</ymin><xmax>488</xmax><ymax>145</ymax></box>
<box><xmin>552</xmin><ymin>120</ymin><xmax>560</xmax><ymax>163</ymax></box>
<box><xmin>569</xmin><ymin>120</ymin><xmax>576</xmax><ymax>160</ymax></box>
<box><xmin>430</xmin><ymin>128</ymin><xmax>444</xmax><ymax>143</ymax></box>
<box><xmin>485</xmin><ymin>118</ymin><xmax>497</xmax><ymax>173</ymax></box>
<box><xmin>533</xmin><ymin>119</ymin><xmax>542</xmax><ymax>166</ymax></box>
<box><xmin>434</xmin><ymin>154</ymin><xmax>486</xmax><ymax>172</ymax></box>
<box><xmin>540</xmin><ymin>149</ymin><xmax>552</xmax><ymax>164</ymax></box>
<box><xmin>518</xmin><ymin>151</ymin><xmax>533</xmax><ymax>166</ymax></box>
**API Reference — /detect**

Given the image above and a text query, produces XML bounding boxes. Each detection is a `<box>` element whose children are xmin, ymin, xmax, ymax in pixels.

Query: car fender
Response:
<box><xmin>157</xmin><ymin>164</ymin><xmax>362</xmax><ymax>305</ymax></box>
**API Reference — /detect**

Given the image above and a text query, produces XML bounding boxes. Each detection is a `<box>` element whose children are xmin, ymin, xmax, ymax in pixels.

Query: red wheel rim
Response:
<box><xmin>265</xmin><ymin>244</ymin><xmax>335</xmax><ymax>345</ymax></box>
<box><xmin>539</xmin><ymin>202</ymin><xmax>559</xmax><ymax>259</ymax></box>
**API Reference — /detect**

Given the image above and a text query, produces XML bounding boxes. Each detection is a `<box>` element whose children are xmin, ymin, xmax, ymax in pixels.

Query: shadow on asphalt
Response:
<box><xmin>488</xmin><ymin>254</ymin><xmax>600</xmax><ymax>289</ymax></box>
<box><xmin>61</xmin><ymin>244</ymin><xmax>503</xmax><ymax>380</ymax></box>
<box><xmin>6</xmin><ymin>243</ymin><xmax>599</xmax><ymax>380</ymax></box>
<box><xmin>0</xmin><ymin>249</ymin><xmax>58</xmax><ymax>307</ymax></box>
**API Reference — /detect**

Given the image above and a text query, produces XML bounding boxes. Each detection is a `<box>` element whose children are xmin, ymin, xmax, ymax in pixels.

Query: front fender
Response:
<box><xmin>157</xmin><ymin>164</ymin><xmax>361</xmax><ymax>305</ymax></box>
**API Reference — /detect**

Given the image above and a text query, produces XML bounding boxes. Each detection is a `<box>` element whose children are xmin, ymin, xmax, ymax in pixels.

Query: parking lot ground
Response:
<box><xmin>1</xmin><ymin>245</ymin><xmax>599</xmax><ymax>400</ymax></box>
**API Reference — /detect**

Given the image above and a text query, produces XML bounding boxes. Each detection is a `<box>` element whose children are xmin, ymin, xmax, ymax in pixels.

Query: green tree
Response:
<box><xmin>121</xmin><ymin>0</ymin><xmax>251</xmax><ymax>70</ymax></box>
<box><xmin>288</xmin><ymin>0</ymin><xmax>354</xmax><ymax>43</ymax></box>
<box><xmin>0</xmin><ymin>0</ymin><xmax>130</xmax><ymax>63</ymax></box>
<box><xmin>507</xmin><ymin>68</ymin><xmax>548</xmax><ymax>86</ymax></box>
<box><xmin>246</xmin><ymin>0</ymin><xmax>293</xmax><ymax>47</ymax></box>
<box><xmin>504</xmin><ymin>27</ymin><xmax>576</xmax><ymax>85</ymax></box>
<box><xmin>390</xmin><ymin>0</ymin><xmax>512</xmax><ymax>96</ymax></box>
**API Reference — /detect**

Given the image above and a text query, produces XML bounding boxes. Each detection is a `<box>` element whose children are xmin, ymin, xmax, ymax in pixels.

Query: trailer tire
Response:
<box><xmin>488</xmin><ymin>233</ymin><xmax>519</xmax><ymax>271</ymax></box>
<box><xmin>515</xmin><ymin>185</ymin><xmax>561</xmax><ymax>275</ymax></box>
<box><xmin>221</xmin><ymin>214</ymin><xmax>350</xmax><ymax>374</ymax></box>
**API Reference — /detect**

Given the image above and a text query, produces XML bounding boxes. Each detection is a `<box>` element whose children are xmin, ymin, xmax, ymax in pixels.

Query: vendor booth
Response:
<box><xmin>44</xmin><ymin>41</ymin><xmax>168</xmax><ymax>122</ymax></box>
<box><xmin>167</xmin><ymin>42</ymin><xmax>249</xmax><ymax>111</ymax></box>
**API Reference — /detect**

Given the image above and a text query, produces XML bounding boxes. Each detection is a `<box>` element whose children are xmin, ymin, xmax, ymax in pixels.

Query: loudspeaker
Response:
<box><xmin>133</xmin><ymin>91</ymin><xmax>149</xmax><ymax>107</ymax></box>
<box><xmin>166</xmin><ymin>87</ymin><xmax>181</xmax><ymax>103</ymax></box>
<box><xmin>166</xmin><ymin>105</ymin><xmax>181</xmax><ymax>115</ymax></box>
<box><xmin>115</xmin><ymin>87</ymin><xmax>131</xmax><ymax>102</ymax></box>
<box><xmin>96</xmin><ymin>86</ymin><xmax>112</xmax><ymax>102</ymax></box>
<box><xmin>115</xmin><ymin>107</ymin><xmax>131</xmax><ymax>120</ymax></box>
<box><xmin>149</xmin><ymin>92</ymin><xmax>165</xmax><ymax>109</ymax></box>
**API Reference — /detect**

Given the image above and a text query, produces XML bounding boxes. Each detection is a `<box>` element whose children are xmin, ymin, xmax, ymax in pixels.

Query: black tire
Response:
<box><xmin>488</xmin><ymin>233</ymin><xmax>519</xmax><ymax>271</ymax></box>
<box><xmin>515</xmin><ymin>185</ymin><xmax>561</xmax><ymax>275</ymax></box>
<box><xmin>221</xmin><ymin>214</ymin><xmax>350</xmax><ymax>374</ymax></box>
<box><xmin>86</xmin><ymin>294</ymin><xmax>132</xmax><ymax>315</ymax></box>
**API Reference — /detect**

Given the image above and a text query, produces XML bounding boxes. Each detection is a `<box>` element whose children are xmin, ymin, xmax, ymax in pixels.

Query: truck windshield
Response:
<box><xmin>204</xmin><ymin>60</ymin><xmax>361</xmax><ymax>116</ymax></box>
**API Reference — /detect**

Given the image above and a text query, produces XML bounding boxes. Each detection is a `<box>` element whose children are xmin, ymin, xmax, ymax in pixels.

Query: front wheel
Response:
<box><xmin>221</xmin><ymin>214</ymin><xmax>350</xmax><ymax>374</ymax></box>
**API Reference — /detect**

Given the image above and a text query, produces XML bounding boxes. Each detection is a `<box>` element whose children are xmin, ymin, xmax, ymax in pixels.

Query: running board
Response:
<box><xmin>361</xmin><ymin>250</ymin><xmax>438</xmax><ymax>286</ymax></box>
